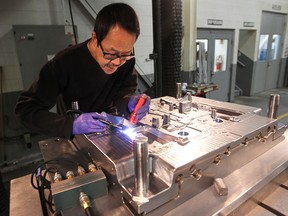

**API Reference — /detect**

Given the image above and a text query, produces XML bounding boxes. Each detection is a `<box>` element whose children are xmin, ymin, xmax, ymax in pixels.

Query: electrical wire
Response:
<box><xmin>30</xmin><ymin>159</ymin><xmax>81</xmax><ymax>215</ymax></box>
<box><xmin>34</xmin><ymin>167</ymin><xmax>50</xmax><ymax>216</ymax></box>
<box><xmin>0</xmin><ymin>66</ymin><xmax>6</xmax><ymax>163</ymax></box>
<box><xmin>68</xmin><ymin>0</ymin><xmax>78</xmax><ymax>44</ymax></box>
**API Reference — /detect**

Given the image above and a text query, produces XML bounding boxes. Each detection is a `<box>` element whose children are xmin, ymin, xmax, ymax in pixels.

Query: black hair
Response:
<box><xmin>94</xmin><ymin>3</ymin><xmax>140</xmax><ymax>45</ymax></box>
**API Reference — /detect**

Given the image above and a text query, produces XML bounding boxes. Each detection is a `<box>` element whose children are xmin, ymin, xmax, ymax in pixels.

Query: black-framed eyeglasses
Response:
<box><xmin>99</xmin><ymin>43</ymin><xmax>135</xmax><ymax>61</ymax></box>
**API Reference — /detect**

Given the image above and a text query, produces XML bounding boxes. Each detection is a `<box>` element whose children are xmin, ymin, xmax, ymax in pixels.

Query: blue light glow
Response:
<box><xmin>122</xmin><ymin>128</ymin><xmax>138</xmax><ymax>140</ymax></box>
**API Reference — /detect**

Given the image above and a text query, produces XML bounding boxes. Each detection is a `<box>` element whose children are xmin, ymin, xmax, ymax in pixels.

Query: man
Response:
<box><xmin>15</xmin><ymin>3</ymin><xmax>150</xmax><ymax>139</ymax></box>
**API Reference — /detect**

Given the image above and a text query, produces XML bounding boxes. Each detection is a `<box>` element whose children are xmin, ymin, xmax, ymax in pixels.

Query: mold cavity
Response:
<box><xmin>214</xmin><ymin>118</ymin><xmax>223</xmax><ymax>123</ymax></box>
<box><xmin>267</xmin><ymin>126</ymin><xmax>271</xmax><ymax>133</ymax></box>
<box><xmin>178</xmin><ymin>131</ymin><xmax>189</xmax><ymax>136</ymax></box>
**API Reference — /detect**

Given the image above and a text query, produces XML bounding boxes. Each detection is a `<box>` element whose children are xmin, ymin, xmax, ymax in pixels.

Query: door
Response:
<box><xmin>13</xmin><ymin>25</ymin><xmax>76</xmax><ymax>89</ymax></box>
<box><xmin>256</xmin><ymin>12</ymin><xmax>286</xmax><ymax>92</ymax></box>
<box><xmin>197</xmin><ymin>29</ymin><xmax>234</xmax><ymax>101</ymax></box>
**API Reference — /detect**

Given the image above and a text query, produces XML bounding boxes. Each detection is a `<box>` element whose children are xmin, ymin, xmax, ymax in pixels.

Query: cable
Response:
<box><xmin>35</xmin><ymin>167</ymin><xmax>49</xmax><ymax>216</ymax></box>
<box><xmin>0</xmin><ymin>66</ymin><xmax>6</xmax><ymax>163</ymax></box>
<box><xmin>79</xmin><ymin>192</ymin><xmax>95</xmax><ymax>216</ymax></box>
<box><xmin>30</xmin><ymin>159</ymin><xmax>80</xmax><ymax>189</ymax></box>
<box><xmin>68</xmin><ymin>0</ymin><xmax>78</xmax><ymax>44</ymax></box>
<box><xmin>42</xmin><ymin>167</ymin><xmax>57</xmax><ymax>214</ymax></box>
<box><xmin>30</xmin><ymin>159</ymin><xmax>81</xmax><ymax>215</ymax></box>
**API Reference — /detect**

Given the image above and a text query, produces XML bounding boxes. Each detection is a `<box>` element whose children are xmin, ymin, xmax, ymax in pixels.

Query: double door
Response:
<box><xmin>255</xmin><ymin>12</ymin><xmax>286</xmax><ymax>92</ymax></box>
<box><xmin>197</xmin><ymin>29</ymin><xmax>234</xmax><ymax>101</ymax></box>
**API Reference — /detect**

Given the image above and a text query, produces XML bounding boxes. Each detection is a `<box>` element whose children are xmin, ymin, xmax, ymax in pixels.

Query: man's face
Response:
<box><xmin>91</xmin><ymin>25</ymin><xmax>136</xmax><ymax>75</ymax></box>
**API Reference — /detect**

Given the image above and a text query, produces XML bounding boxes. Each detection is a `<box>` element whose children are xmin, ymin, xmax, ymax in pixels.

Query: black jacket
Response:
<box><xmin>15</xmin><ymin>40</ymin><xmax>137</xmax><ymax>138</ymax></box>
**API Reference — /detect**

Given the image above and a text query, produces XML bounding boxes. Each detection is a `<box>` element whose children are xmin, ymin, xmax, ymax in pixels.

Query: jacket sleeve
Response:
<box><xmin>14</xmin><ymin>61</ymin><xmax>74</xmax><ymax>139</ymax></box>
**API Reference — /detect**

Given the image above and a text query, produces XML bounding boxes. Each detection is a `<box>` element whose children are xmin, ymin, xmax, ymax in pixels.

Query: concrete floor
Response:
<box><xmin>234</xmin><ymin>87</ymin><xmax>288</xmax><ymax>125</ymax></box>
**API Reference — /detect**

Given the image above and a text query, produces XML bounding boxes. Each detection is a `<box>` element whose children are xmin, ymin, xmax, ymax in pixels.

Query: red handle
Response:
<box><xmin>129</xmin><ymin>94</ymin><xmax>147</xmax><ymax>124</ymax></box>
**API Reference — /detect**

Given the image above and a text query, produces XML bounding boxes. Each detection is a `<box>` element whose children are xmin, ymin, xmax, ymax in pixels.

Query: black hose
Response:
<box><xmin>36</xmin><ymin>168</ymin><xmax>49</xmax><ymax>216</ymax></box>
<box><xmin>68</xmin><ymin>0</ymin><xmax>78</xmax><ymax>44</ymax></box>
<box><xmin>0</xmin><ymin>66</ymin><xmax>6</xmax><ymax>163</ymax></box>
<box><xmin>84</xmin><ymin>207</ymin><xmax>94</xmax><ymax>216</ymax></box>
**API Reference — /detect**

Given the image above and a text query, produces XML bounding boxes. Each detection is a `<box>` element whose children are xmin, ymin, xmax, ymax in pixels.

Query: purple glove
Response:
<box><xmin>128</xmin><ymin>94</ymin><xmax>151</xmax><ymax>121</ymax></box>
<box><xmin>72</xmin><ymin>112</ymin><xmax>108</xmax><ymax>135</ymax></box>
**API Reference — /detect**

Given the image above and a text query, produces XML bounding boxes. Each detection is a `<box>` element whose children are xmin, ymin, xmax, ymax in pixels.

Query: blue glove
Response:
<box><xmin>72</xmin><ymin>112</ymin><xmax>108</xmax><ymax>135</ymax></box>
<box><xmin>128</xmin><ymin>94</ymin><xmax>151</xmax><ymax>121</ymax></box>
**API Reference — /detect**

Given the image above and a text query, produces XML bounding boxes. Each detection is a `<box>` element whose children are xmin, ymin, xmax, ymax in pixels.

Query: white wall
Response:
<box><xmin>1</xmin><ymin>0</ymin><xmax>288</xmax><ymax>93</ymax></box>
<box><xmin>0</xmin><ymin>0</ymin><xmax>153</xmax><ymax>93</ymax></box>
<box><xmin>238</xmin><ymin>30</ymin><xmax>257</xmax><ymax>60</ymax></box>
<box><xmin>197</xmin><ymin>0</ymin><xmax>288</xmax><ymax>64</ymax></box>
<box><xmin>0</xmin><ymin>0</ymin><xmax>65</xmax><ymax>93</ymax></box>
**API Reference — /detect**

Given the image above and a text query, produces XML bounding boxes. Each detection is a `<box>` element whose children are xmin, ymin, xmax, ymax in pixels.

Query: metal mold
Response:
<box><xmin>39</xmin><ymin>95</ymin><xmax>287</xmax><ymax>215</ymax></box>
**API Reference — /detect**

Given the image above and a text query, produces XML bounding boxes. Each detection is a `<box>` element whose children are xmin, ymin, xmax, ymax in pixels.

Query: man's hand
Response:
<box><xmin>73</xmin><ymin>112</ymin><xmax>108</xmax><ymax>135</ymax></box>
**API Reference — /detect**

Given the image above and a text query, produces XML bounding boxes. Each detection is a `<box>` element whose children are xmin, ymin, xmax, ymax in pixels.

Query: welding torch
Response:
<box><xmin>93</xmin><ymin>117</ymin><xmax>122</xmax><ymax>129</ymax></box>
<box><xmin>129</xmin><ymin>94</ymin><xmax>148</xmax><ymax>124</ymax></box>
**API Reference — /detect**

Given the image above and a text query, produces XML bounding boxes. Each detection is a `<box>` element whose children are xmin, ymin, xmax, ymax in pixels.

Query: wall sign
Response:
<box><xmin>207</xmin><ymin>19</ymin><xmax>223</xmax><ymax>26</ymax></box>
<box><xmin>272</xmin><ymin>4</ymin><xmax>281</xmax><ymax>11</ymax></box>
<box><xmin>243</xmin><ymin>22</ymin><xmax>255</xmax><ymax>27</ymax></box>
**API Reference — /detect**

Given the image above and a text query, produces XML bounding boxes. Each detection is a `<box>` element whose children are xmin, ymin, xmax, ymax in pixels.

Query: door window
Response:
<box><xmin>196</xmin><ymin>39</ymin><xmax>208</xmax><ymax>51</ymax></box>
<box><xmin>270</xmin><ymin>34</ymin><xmax>281</xmax><ymax>60</ymax></box>
<box><xmin>258</xmin><ymin>34</ymin><xmax>269</xmax><ymax>61</ymax></box>
<box><xmin>196</xmin><ymin>39</ymin><xmax>208</xmax><ymax>68</ymax></box>
<box><xmin>214</xmin><ymin>39</ymin><xmax>228</xmax><ymax>72</ymax></box>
